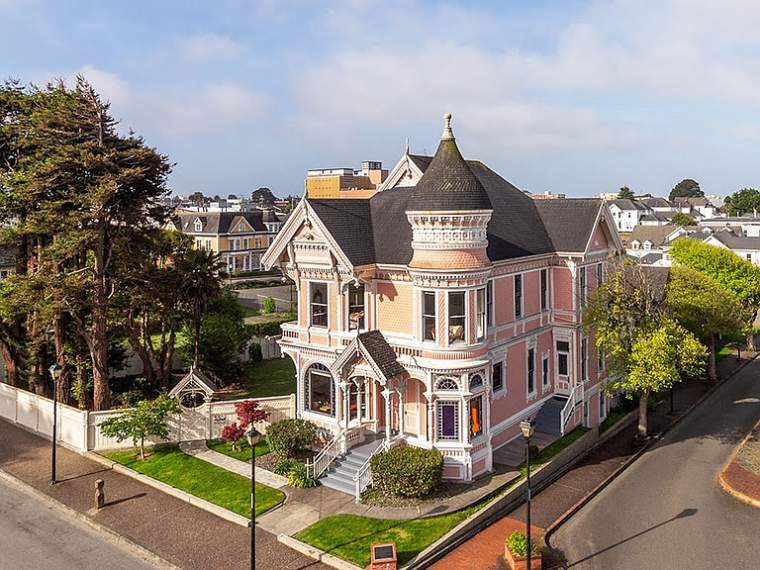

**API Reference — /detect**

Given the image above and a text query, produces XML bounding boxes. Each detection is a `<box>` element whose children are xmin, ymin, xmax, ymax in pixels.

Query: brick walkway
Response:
<box><xmin>431</xmin><ymin>352</ymin><xmax>755</xmax><ymax>570</ymax></box>
<box><xmin>0</xmin><ymin>422</ymin><xmax>327</xmax><ymax>570</ymax></box>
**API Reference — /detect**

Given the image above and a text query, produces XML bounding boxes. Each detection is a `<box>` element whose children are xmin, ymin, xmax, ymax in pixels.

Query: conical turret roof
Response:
<box><xmin>407</xmin><ymin>113</ymin><xmax>492</xmax><ymax>212</ymax></box>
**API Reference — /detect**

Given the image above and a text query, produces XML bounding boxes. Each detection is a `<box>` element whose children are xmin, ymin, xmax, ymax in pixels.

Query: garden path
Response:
<box><xmin>179</xmin><ymin>440</ymin><xmax>288</xmax><ymax>489</ymax></box>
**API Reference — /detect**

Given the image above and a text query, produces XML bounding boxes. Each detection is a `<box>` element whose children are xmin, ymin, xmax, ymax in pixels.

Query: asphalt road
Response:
<box><xmin>0</xmin><ymin>477</ymin><xmax>159</xmax><ymax>570</ymax></box>
<box><xmin>552</xmin><ymin>358</ymin><xmax>760</xmax><ymax>569</ymax></box>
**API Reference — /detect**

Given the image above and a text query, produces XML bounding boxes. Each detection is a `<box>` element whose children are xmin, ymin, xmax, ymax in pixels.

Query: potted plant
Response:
<box><xmin>504</xmin><ymin>531</ymin><xmax>542</xmax><ymax>570</ymax></box>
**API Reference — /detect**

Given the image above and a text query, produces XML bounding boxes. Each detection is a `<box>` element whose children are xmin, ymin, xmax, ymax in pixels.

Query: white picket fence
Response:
<box><xmin>0</xmin><ymin>383</ymin><xmax>295</xmax><ymax>452</ymax></box>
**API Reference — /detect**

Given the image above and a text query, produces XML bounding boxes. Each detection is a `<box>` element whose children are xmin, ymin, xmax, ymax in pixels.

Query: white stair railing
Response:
<box><xmin>307</xmin><ymin>434</ymin><xmax>341</xmax><ymax>480</ymax></box>
<box><xmin>560</xmin><ymin>383</ymin><xmax>584</xmax><ymax>435</ymax></box>
<box><xmin>353</xmin><ymin>439</ymin><xmax>390</xmax><ymax>500</ymax></box>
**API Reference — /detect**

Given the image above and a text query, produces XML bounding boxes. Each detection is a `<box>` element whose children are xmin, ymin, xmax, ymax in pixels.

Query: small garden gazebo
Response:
<box><xmin>168</xmin><ymin>366</ymin><xmax>219</xmax><ymax>408</ymax></box>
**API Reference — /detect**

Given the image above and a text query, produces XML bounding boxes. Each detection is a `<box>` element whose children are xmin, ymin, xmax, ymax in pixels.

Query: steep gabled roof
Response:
<box><xmin>629</xmin><ymin>224</ymin><xmax>678</xmax><ymax>247</ymax></box>
<box><xmin>533</xmin><ymin>199</ymin><xmax>603</xmax><ymax>253</ymax></box>
<box><xmin>179</xmin><ymin>211</ymin><xmax>267</xmax><ymax>234</ymax></box>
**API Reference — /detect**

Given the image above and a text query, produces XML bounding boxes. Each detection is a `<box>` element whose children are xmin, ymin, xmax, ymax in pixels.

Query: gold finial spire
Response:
<box><xmin>442</xmin><ymin>112</ymin><xmax>454</xmax><ymax>141</ymax></box>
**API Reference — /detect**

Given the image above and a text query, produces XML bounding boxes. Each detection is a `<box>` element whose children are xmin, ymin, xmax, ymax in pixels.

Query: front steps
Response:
<box><xmin>320</xmin><ymin>436</ymin><xmax>385</xmax><ymax>495</ymax></box>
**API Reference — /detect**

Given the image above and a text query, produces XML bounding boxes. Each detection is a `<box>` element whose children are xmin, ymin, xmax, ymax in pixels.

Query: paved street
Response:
<box><xmin>0</xmin><ymin>477</ymin><xmax>158</xmax><ymax>570</ymax></box>
<box><xmin>552</xmin><ymin>358</ymin><xmax>760</xmax><ymax>569</ymax></box>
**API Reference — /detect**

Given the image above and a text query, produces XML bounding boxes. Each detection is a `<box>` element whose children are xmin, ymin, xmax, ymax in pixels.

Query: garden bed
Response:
<box><xmin>103</xmin><ymin>445</ymin><xmax>284</xmax><ymax>517</ymax></box>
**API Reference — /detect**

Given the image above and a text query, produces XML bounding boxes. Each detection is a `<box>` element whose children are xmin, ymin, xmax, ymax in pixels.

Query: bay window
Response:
<box><xmin>448</xmin><ymin>291</ymin><xmax>466</xmax><ymax>343</ymax></box>
<box><xmin>310</xmin><ymin>283</ymin><xmax>328</xmax><ymax>327</ymax></box>
<box><xmin>437</xmin><ymin>401</ymin><xmax>459</xmax><ymax>441</ymax></box>
<box><xmin>486</xmin><ymin>280</ymin><xmax>493</xmax><ymax>327</ymax></box>
<box><xmin>304</xmin><ymin>364</ymin><xmax>334</xmax><ymax>416</ymax></box>
<box><xmin>476</xmin><ymin>288</ymin><xmax>486</xmax><ymax>341</ymax></box>
<box><xmin>422</xmin><ymin>291</ymin><xmax>436</xmax><ymax>341</ymax></box>
<box><xmin>469</xmin><ymin>396</ymin><xmax>483</xmax><ymax>440</ymax></box>
<box><xmin>347</xmin><ymin>284</ymin><xmax>365</xmax><ymax>330</ymax></box>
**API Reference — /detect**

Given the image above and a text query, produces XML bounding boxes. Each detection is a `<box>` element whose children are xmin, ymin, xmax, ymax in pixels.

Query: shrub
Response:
<box><xmin>287</xmin><ymin>463</ymin><xmax>316</xmax><ymax>488</ymax></box>
<box><xmin>249</xmin><ymin>343</ymin><xmax>263</xmax><ymax>362</ymax></box>
<box><xmin>261</xmin><ymin>297</ymin><xmax>277</xmax><ymax>314</ymax></box>
<box><xmin>370</xmin><ymin>446</ymin><xmax>443</xmax><ymax>498</ymax></box>
<box><xmin>273</xmin><ymin>457</ymin><xmax>299</xmax><ymax>476</ymax></box>
<box><xmin>505</xmin><ymin>531</ymin><xmax>540</xmax><ymax>557</ymax></box>
<box><xmin>266</xmin><ymin>419</ymin><xmax>317</xmax><ymax>458</ymax></box>
<box><xmin>221</xmin><ymin>422</ymin><xmax>246</xmax><ymax>451</ymax></box>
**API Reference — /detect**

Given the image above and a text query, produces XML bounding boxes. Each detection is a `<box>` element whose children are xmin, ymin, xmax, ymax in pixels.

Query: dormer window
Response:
<box><xmin>194</xmin><ymin>219</ymin><xmax>202</xmax><ymax>232</ymax></box>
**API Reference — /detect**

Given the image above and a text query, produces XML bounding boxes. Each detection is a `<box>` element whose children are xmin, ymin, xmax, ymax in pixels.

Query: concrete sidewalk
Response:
<box><xmin>179</xmin><ymin>440</ymin><xmax>288</xmax><ymax>488</ymax></box>
<box><xmin>431</xmin><ymin>351</ymin><xmax>756</xmax><ymax>570</ymax></box>
<box><xmin>0</xmin><ymin>422</ymin><xmax>327</xmax><ymax>570</ymax></box>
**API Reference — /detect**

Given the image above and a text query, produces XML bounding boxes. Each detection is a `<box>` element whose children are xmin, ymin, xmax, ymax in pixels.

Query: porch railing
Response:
<box><xmin>560</xmin><ymin>383</ymin><xmax>584</xmax><ymax>435</ymax></box>
<box><xmin>353</xmin><ymin>438</ymin><xmax>391</xmax><ymax>500</ymax></box>
<box><xmin>307</xmin><ymin>434</ymin><xmax>341</xmax><ymax>480</ymax></box>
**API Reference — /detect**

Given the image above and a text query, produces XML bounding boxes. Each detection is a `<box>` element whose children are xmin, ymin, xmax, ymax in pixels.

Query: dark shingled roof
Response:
<box><xmin>407</xmin><ymin>130</ymin><xmax>492</xmax><ymax>212</ymax></box>
<box><xmin>308</xmin><ymin>160</ymin><xmax>602</xmax><ymax>265</ymax></box>
<box><xmin>533</xmin><ymin>199</ymin><xmax>602</xmax><ymax>253</ymax></box>
<box><xmin>358</xmin><ymin>331</ymin><xmax>405</xmax><ymax>379</ymax></box>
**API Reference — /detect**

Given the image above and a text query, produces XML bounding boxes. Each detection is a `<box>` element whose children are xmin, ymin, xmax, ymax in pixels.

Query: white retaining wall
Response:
<box><xmin>0</xmin><ymin>383</ymin><xmax>295</xmax><ymax>452</ymax></box>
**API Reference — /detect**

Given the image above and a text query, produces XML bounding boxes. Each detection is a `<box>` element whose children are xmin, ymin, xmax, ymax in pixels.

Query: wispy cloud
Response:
<box><xmin>176</xmin><ymin>33</ymin><xmax>242</xmax><ymax>61</ymax></box>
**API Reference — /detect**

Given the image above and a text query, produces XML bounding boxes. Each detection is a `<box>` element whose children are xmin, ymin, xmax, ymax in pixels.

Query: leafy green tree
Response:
<box><xmin>187</xmin><ymin>191</ymin><xmax>205</xmax><ymax>205</ymax></box>
<box><xmin>670</xmin><ymin>238</ymin><xmax>760</xmax><ymax>350</ymax></box>
<box><xmin>99</xmin><ymin>394</ymin><xmax>179</xmax><ymax>460</ymax></box>
<box><xmin>179</xmin><ymin>249</ymin><xmax>224</xmax><ymax>367</ymax></box>
<box><xmin>617</xmin><ymin>186</ymin><xmax>635</xmax><ymax>199</ymax></box>
<box><xmin>182</xmin><ymin>291</ymin><xmax>252</xmax><ymax>384</ymax></box>
<box><xmin>670</xmin><ymin>212</ymin><xmax>696</xmax><ymax>226</ymax></box>
<box><xmin>669</xmin><ymin>178</ymin><xmax>703</xmax><ymax>201</ymax></box>
<box><xmin>724</xmin><ymin>188</ymin><xmax>760</xmax><ymax>216</ymax></box>
<box><xmin>666</xmin><ymin>266</ymin><xmax>745</xmax><ymax>379</ymax></box>
<box><xmin>585</xmin><ymin>262</ymin><xmax>706</xmax><ymax>437</ymax></box>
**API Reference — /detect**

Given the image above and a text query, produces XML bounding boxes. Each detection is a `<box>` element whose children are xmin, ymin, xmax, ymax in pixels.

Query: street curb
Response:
<box><xmin>544</xmin><ymin>353</ymin><xmax>759</xmax><ymax>551</ymax></box>
<box><xmin>718</xmin><ymin>418</ymin><xmax>760</xmax><ymax>509</ymax></box>
<box><xmin>277</xmin><ymin>534</ymin><xmax>363</xmax><ymax>570</ymax></box>
<box><xmin>0</xmin><ymin>468</ymin><xmax>179</xmax><ymax>570</ymax></box>
<box><xmin>86</xmin><ymin>451</ymin><xmax>253</xmax><ymax>528</ymax></box>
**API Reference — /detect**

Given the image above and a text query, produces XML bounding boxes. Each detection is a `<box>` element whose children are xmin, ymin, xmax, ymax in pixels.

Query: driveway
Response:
<box><xmin>552</xmin><ymin>358</ymin><xmax>760</xmax><ymax>569</ymax></box>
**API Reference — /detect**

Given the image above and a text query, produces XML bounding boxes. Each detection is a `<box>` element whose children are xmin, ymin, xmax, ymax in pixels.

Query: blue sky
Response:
<box><xmin>3</xmin><ymin>0</ymin><xmax>760</xmax><ymax>198</ymax></box>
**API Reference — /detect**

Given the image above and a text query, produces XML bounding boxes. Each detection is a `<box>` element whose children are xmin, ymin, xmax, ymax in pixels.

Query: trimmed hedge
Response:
<box><xmin>266</xmin><ymin>418</ymin><xmax>317</xmax><ymax>458</ymax></box>
<box><xmin>370</xmin><ymin>446</ymin><xmax>443</xmax><ymax>498</ymax></box>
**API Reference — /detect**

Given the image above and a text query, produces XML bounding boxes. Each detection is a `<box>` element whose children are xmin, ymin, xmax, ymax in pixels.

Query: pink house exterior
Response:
<box><xmin>262</xmin><ymin>115</ymin><xmax>624</xmax><ymax>488</ymax></box>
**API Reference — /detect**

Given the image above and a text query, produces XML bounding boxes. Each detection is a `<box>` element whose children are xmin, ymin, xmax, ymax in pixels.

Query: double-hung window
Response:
<box><xmin>527</xmin><ymin>347</ymin><xmax>536</xmax><ymax>394</ymax></box>
<box><xmin>486</xmin><ymin>280</ymin><xmax>493</xmax><ymax>327</ymax></box>
<box><xmin>583</xmin><ymin>338</ymin><xmax>590</xmax><ymax>381</ymax></box>
<box><xmin>475</xmin><ymin>288</ymin><xmax>486</xmax><ymax>341</ymax></box>
<box><xmin>492</xmin><ymin>361</ymin><xmax>504</xmax><ymax>392</ymax></box>
<box><xmin>557</xmin><ymin>341</ymin><xmax>570</xmax><ymax>378</ymax></box>
<box><xmin>347</xmin><ymin>284</ymin><xmax>365</xmax><ymax>330</ymax></box>
<box><xmin>540</xmin><ymin>269</ymin><xmax>548</xmax><ymax>311</ymax></box>
<box><xmin>542</xmin><ymin>354</ymin><xmax>550</xmax><ymax>387</ymax></box>
<box><xmin>596</xmin><ymin>262</ymin><xmax>604</xmax><ymax>287</ymax></box>
<box><xmin>422</xmin><ymin>292</ymin><xmax>437</xmax><ymax>341</ymax></box>
<box><xmin>310</xmin><ymin>283</ymin><xmax>328</xmax><ymax>327</ymax></box>
<box><xmin>448</xmin><ymin>291</ymin><xmax>466</xmax><ymax>344</ymax></box>
<box><xmin>580</xmin><ymin>266</ymin><xmax>587</xmax><ymax>307</ymax></box>
<box><xmin>514</xmin><ymin>275</ymin><xmax>523</xmax><ymax>319</ymax></box>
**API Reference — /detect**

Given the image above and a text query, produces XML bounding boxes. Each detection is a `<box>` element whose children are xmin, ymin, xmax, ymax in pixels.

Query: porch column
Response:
<box><xmin>398</xmin><ymin>380</ymin><xmax>406</xmax><ymax>436</ymax></box>
<box><xmin>382</xmin><ymin>387</ymin><xmax>391</xmax><ymax>443</ymax></box>
<box><xmin>424</xmin><ymin>391</ymin><xmax>435</xmax><ymax>444</ymax></box>
<box><xmin>337</xmin><ymin>381</ymin><xmax>346</xmax><ymax>452</ymax></box>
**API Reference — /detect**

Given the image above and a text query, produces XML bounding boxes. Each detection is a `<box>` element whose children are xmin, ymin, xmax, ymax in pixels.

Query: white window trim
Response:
<box><xmin>421</xmin><ymin>290</ymin><xmax>437</xmax><ymax>344</ymax></box>
<box><xmin>475</xmin><ymin>286</ymin><xmax>487</xmax><ymax>342</ymax></box>
<box><xmin>542</xmin><ymin>352</ymin><xmax>550</xmax><ymax>390</ymax></box>
<box><xmin>309</xmin><ymin>281</ymin><xmax>329</xmax><ymax>330</ymax></box>
<box><xmin>446</xmin><ymin>289</ymin><xmax>468</xmax><ymax>347</ymax></box>
<box><xmin>436</xmin><ymin>400</ymin><xmax>460</xmax><ymax>442</ymax></box>
<box><xmin>492</xmin><ymin>359</ymin><xmax>506</xmax><ymax>395</ymax></box>
<box><xmin>514</xmin><ymin>273</ymin><xmax>524</xmax><ymax>320</ymax></box>
<box><xmin>581</xmin><ymin>336</ymin><xmax>589</xmax><ymax>382</ymax></box>
<box><xmin>527</xmin><ymin>339</ymin><xmax>537</xmax><ymax>400</ymax></box>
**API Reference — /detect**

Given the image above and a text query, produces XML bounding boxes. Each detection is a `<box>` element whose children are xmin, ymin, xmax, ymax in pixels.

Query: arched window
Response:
<box><xmin>469</xmin><ymin>374</ymin><xmax>484</xmax><ymax>390</ymax></box>
<box><xmin>194</xmin><ymin>218</ymin><xmax>202</xmax><ymax>232</ymax></box>
<box><xmin>304</xmin><ymin>364</ymin><xmax>334</xmax><ymax>416</ymax></box>
<box><xmin>435</xmin><ymin>376</ymin><xmax>459</xmax><ymax>391</ymax></box>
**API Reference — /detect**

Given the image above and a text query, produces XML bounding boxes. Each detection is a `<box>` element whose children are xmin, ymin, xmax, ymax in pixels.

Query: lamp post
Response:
<box><xmin>520</xmin><ymin>419</ymin><xmax>536</xmax><ymax>570</ymax></box>
<box><xmin>49</xmin><ymin>363</ymin><xmax>63</xmax><ymax>486</ymax></box>
<box><xmin>245</xmin><ymin>423</ymin><xmax>262</xmax><ymax>570</ymax></box>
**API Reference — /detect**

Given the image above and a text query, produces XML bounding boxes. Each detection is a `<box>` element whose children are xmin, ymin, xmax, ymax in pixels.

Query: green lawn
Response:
<box><xmin>295</xmin><ymin>504</ymin><xmax>483</xmax><ymax>567</ymax></box>
<box><xmin>221</xmin><ymin>357</ymin><xmax>296</xmax><ymax>399</ymax></box>
<box><xmin>104</xmin><ymin>445</ymin><xmax>284</xmax><ymax>517</ymax></box>
<box><xmin>148</xmin><ymin>330</ymin><xmax>189</xmax><ymax>352</ymax></box>
<box><xmin>207</xmin><ymin>439</ymin><xmax>271</xmax><ymax>462</ymax></box>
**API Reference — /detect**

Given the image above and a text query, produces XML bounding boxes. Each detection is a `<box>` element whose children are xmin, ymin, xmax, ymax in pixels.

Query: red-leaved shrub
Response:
<box><xmin>235</xmin><ymin>400</ymin><xmax>269</xmax><ymax>429</ymax></box>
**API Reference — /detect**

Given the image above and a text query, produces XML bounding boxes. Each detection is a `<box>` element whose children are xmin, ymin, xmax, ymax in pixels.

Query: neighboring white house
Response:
<box><xmin>703</xmin><ymin>229</ymin><xmax>760</xmax><ymax>266</ymax></box>
<box><xmin>609</xmin><ymin>199</ymin><xmax>652</xmax><ymax>232</ymax></box>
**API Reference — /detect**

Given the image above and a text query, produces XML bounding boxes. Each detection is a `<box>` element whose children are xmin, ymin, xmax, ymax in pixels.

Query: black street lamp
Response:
<box><xmin>49</xmin><ymin>363</ymin><xmax>63</xmax><ymax>486</ymax></box>
<box><xmin>520</xmin><ymin>419</ymin><xmax>536</xmax><ymax>570</ymax></box>
<box><xmin>245</xmin><ymin>423</ymin><xmax>262</xmax><ymax>570</ymax></box>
